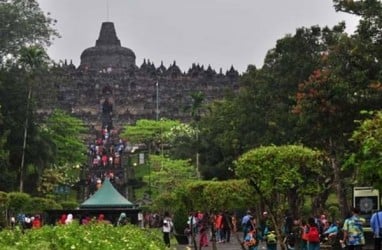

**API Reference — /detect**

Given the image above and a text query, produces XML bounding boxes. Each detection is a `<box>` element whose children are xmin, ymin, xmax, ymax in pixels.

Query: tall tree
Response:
<box><xmin>18</xmin><ymin>45</ymin><xmax>49</xmax><ymax>192</ymax></box>
<box><xmin>0</xmin><ymin>0</ymin><xmax>58</xmax><ymax>192</ymax></box>
<box><xmin>197</xmin><ymin>25</ymin><xmax>329</xmax><ymax>179</ymax></box>
<box><xmin>38</xmin><ymin>109</ymin><xmax>87</xmax><ymax>194</ymax></box>
<box><xmin>346</xmin><ymin>111</ymin><xmax>382</xmax><ymax>190</ymax></box>
<box><xmin>293</xmin><ymin>5</ymin><xmax>382</xmax><ymax>215</ymax></box>
<box><xmin>0</xmin><ymin>0</ymin><xmax>58</xmax><ymax>64</ymax></box>
<box><xmin>235</xmin><ymin>145</ymin><xmax>325</xmax><ymax>248</ymax></box>
<box><xmin>121</xmin><ymin>119</ymin><xmax>181</xmax><ymax>153</ymax></box>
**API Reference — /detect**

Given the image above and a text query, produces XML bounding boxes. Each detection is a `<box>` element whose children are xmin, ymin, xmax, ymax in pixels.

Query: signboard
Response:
<box><xmin>54</xmin><ymin>185</ymin><xmax>71</xmax><ymax>195</ymax></box>
<box><xmin>353</xmin><ymin>187</ymin><xmax>380</xmax><ymax>229</ymax></box>
<box><xmin>139</xmin><ymin>153</ymin><xmax>145</xmax><ymax>165</ymax></box>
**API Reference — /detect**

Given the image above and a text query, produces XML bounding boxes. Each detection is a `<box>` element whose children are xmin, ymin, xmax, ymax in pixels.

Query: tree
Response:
<box><xmin>164</xmin><ymin>123</ymin><xmax>199</xmax><ymax>161</ymax></box>
<box><xmin>0</xmin><ymin>0</ymin><xmax>57</xmax><ymax>192</ymax></box>
<box><xmin>235</xmin><ymin>145</ymin><xmax>325</xmax><ymax>246</ymax></box>
<box><xmin>347</xmin><ymin>111</ymin><xmax>382</xmax><ymax>189</ymax></box>
<box><xmin>147</xmin><ymin>154</ymin><xmax>198</xmax><ymax>195</ymax></box>
<box><xmin>38</xmin><ymin>109</ymin><xmax>87</xmax><ymax>193</ymax></box>
<box><xmin>198</xmin><ymin>98</ymin><xmax>241</xmax><ymax>180</ymax></box>
<box><xmin>292</xmin><ymin>19</ymin><xmax>382</xmax><ymax>216</ymax></box>
<box><xmin>197</xmin><ymin>26</ymin><xmax>327</xmax><ymax>180</ymax></box>
<box><xmin>121</xmin><ymin>119</ymin><xmax>181</xmax><ymax>153</ymax></box>
<box><xmin>18</xmin><ymin>45</ymin><xmax>49</xmax><ymax>192</ymax></box>
<box><xmin>0</xmin><ymin>0</ymin><xmax>58</xmax><ymax>64</ymax></box>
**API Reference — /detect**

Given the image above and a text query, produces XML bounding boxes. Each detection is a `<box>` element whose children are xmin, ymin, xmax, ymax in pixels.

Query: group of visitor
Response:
<box><xmin>157</xmin><ymin>206</ymin><xmax>382</xmax><ymax>250</ymax></box>
<box><xmin>57</xmin><ymin>213</ymin><xmax>113</xmax><ymax>225</ymax></box>
<box><xmin>10</xmin><ymin>214</ymin><xmax>42</xmax><ymax>230</ymax></box>
<box><xmin>85</xmin><ymin>123</ymin><xmax>127</xmax><ymax>196</ymax></box>
<box><xmin>88</xmin><ymin>126</ymin><xmax>125</xmax><ymax>169</ymax></box>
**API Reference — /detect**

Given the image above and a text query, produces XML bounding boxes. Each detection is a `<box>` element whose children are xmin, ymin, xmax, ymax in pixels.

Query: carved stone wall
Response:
<box><xmin>35</xmin><ymin>22</ymin><xmax>240</xmax><ymax>130</ymax></box>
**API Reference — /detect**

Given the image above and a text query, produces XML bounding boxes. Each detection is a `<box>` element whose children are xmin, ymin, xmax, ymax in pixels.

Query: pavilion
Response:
<box><xmin>45</xmin><ymin>179</ymin><xmax>140</xmax><ymax>225</ymax></box>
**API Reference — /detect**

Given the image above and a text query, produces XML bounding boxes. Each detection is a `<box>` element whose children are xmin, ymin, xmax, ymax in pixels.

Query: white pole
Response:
<box><xmin>106</xmin><ymin>0</ymin><xmax>110</xmax><ymax>21</ymax></box>
<box><xmin>156</xmin><ymin>81</ymin><xmax>159</xmax><ymax>121</ymax></box>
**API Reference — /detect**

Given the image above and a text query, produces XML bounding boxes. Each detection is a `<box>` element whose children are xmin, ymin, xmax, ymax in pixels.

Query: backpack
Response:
<box><xmin>307</xmin><ymin>226</ymin><xmax>320</xmax><ymax>243</ymax></box>
<box><xmin>245</xmin><ymin>230</ymin><xmax>257</xmax><ymax>247</ymax></box>
<box><xmin>266</xmin><ymin>231</ymin><xmax>277</xmax><ymax>244</ymax></box>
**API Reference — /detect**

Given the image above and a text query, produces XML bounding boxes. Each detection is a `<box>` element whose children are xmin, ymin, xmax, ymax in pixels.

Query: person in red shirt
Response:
<box><xmin>32</xmin><ymin>215</ymin><xmax>42</xmax><ymax>229</ymax></box>
<box><xmin>58</xmin><ymin>214</ymin><xmax>67</xmax><ymax>225</ymax></box>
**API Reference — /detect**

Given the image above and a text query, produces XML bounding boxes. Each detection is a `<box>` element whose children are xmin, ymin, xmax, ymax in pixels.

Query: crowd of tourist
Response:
<box><xmin>155</xmin><ymin>208</ymin><xmax>373</xmax><ymax>250</ymax></box>
<box><xmin>9</xmin><ymin>207</ymin><xmax>382</xmax><ymax>250</ymax></box>
<box><xmin>85</xmin><ymin>124</ymin><xmax>127</xmax><ymax>196</ymax></box>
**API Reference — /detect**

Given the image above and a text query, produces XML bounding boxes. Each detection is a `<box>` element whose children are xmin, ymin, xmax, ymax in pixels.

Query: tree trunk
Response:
<box><xmin>329</xmin><ymin>138</ymin><xmax>349</xmax><ymax>218</ymax></box>
<box><xmin>19</xmin><ymin>84</ymin><xmax>32</xmax><ymax>192</ymax></box>
<box><xmin>331</xmin><ymin>156</ymin><xmax>349</xmax><ymax>218</ymax></box>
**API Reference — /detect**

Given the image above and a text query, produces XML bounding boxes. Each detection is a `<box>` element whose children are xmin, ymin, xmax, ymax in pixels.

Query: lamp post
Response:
<box><xmin>156</xmin><ymin>81</ymin><xmax>159</xmax><ymax>121</ymax></box>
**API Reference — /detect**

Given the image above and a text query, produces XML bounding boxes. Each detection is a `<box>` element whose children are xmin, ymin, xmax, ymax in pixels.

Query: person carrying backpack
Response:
<box><xmin>265</xmin><ymin>227</ymin><xmax>277</xmax><ymax>250</ymax></box>
<box><xmin>244</xmin><ymin>217</ymin><xmax>260</xmax><ymax>250</ymax></box>
<box><xmin>306</xmin><ymin>217</ymin><xmax>320</xmax><ymax>250</ymax></box>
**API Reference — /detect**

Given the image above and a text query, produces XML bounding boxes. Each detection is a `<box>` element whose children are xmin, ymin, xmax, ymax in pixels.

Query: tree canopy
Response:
<box><xmin>0</xmin><ymin>0</ymin><xmax>58</xmax><ymax>63</ymax></box>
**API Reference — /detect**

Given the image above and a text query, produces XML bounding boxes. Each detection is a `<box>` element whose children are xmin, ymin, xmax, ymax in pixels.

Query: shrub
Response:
<box><xmin>59</xmin><ymin>201</ymin><xmax>78</xmax><ymax>210</ymax></box>
<box><xmin>6</xmin><ymin>192</ymin><xmax>31</xmax><ymax>215</ymax></box>
<box><xmin>0</xmin><ymin>222</ymin><xmax>166</xmax><ymax>249</ymax></box>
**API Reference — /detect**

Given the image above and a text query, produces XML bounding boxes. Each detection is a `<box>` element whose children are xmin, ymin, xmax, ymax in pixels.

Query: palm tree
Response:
<box><xmin>18</xmin><ymin>45</ymin><xmax>49</xmax><ymax>192</ymax></box>
<box><xmin>190</xmin><ymin>91</ymin><xmax>205</xmax><ymax>178</ymax></box>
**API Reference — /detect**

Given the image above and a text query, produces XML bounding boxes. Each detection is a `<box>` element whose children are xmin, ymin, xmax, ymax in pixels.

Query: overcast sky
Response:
<box><xmin>36</xmin><ymin>0</ymin><xmax>359</xmax><ymax>73</ymax></box>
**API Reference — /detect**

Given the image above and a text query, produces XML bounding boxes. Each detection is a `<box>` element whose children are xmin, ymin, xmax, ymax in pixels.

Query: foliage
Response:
<box><xmin>59</xmin><ymin>201</ymin><xmax>79</xmax><ymax>210</ymax></box>
<box><xmin>173</xmin><ymin>179</ymin><xmax>256</xmax><ymax>212</ymax></box>
<box><xmin>42</xmin><ymin>109</ymin><xmax>87</xmax><ymax>167</ymax></box>
<box><xmin>147</xmin><ymin>154</ymin><xmax>198</xmax><ymax>194</ymax></box>
<box><xmin>235</xmin><ymin>145</ymin><xmax>324</xmax><ymax>218</ymax></box>
<box><xmin>198</xmin><ymin>98</ymin><xmax>242</xmax><ymax>179</ymax></box>
<box><xmin>291</xmin><ymin>11</ymin><xmax>382</xmax><ymax>215</ymax></box>
<box><xmin>0</xmin><ymin>0</ymin><xmax>58</xmax><ymax>64</ymax></box>
<box><xmin>0</xmin><ymin>222</ymin><xmax>166</xmax><ymax>250</ymax></box>
<box><xmin>37</xmin><ymin>109</ymin><xmax>88</xmax><ymax>193</ymax></box>
<box><xmin>25</xmin><ymin>197</ymin><xmax>61</xmax><ymax>214</ymax></box>
<box><xmin>121</xmin><ymin>119</ymin><xmax>180</xmax><ymax>144</ymax></box>
<box><xmin>164</xmin><ymin>123</ymin><xmax>199</xmax><ymax>160</ymax></box>
<box><xmin>346</xmin><ymin>111</ymin><xmax>382</xmax><ymax>189</ymax></box>
<box><xmin>4</xmin><ymin>192</ymin><xmax>61</xmax><ymax>218</ymax></box>
<box><xmin>6</xmin><ymin>192</ymin><xmax>31</xmax><ymax>215</ymax></box>
<box><xmin>154</xmin><ymin>179</ymin><xmax>256</xmax><ymax>233</ymax></box>
<box><xmin>197</xmin><ymin>25</ymin><xmax>333</xmax><ymax>180</ymax></box>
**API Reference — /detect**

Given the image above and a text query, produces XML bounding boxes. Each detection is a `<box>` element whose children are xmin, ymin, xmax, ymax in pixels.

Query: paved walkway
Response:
<box><xmin>174</xmin><ymin>236</ymin><xmax>268</xmax><ymax>250</ymax></box>
<box><xmin>175</xmin><ymin>240</ymin><xmax>249</xmax><ymax>250</ymax></box>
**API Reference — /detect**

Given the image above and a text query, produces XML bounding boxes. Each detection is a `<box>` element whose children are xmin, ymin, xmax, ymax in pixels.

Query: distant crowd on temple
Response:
<box><xmin>86</xmin><ymin>124</ymin><xmax>127</xmax><ymax>196</ymax></box>
<box><xmin>88</xmin><ymin>125</ymin><xmax>125</xmax><ymax>169</ymax></box>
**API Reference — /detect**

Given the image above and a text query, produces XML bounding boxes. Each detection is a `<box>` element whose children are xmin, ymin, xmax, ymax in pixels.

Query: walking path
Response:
<box><xmin>174</xmin><ymin>237</ymin><xmax>268</xmax><ymax>250</ymax></box>
<box><xmin>175</xmin><ymin>240</ymin><xmax>249</xmax><ymax>250</ymax></box>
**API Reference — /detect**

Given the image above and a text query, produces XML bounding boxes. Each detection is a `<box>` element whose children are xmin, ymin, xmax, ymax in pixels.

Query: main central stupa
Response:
<box><xmin>80</xmin><ymin>22</ymin><xmax>136</xmax><ymax>71</ymax></box>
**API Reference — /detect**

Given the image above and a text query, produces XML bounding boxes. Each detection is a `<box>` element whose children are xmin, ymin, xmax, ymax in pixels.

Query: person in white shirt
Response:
<box><xmin>162</xmin><ymin>211</ymin><xmax>174</xmax><ymax>248</ymax></box>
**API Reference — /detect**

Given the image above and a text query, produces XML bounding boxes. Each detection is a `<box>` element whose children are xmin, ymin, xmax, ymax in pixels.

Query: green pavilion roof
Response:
<box><xmin>80</xmin><ymin>179</ymin><xmax>134</xmax><ymax>209</ymax></box>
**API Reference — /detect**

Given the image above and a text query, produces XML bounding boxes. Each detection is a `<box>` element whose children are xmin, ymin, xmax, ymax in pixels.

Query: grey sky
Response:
<box><xmin>37</xmin><ymin>0</ymin><xmax>359</xmax><ymax>73</ymax></box>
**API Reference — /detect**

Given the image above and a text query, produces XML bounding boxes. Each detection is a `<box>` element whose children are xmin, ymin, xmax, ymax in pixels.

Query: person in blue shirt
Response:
<box><xmin>242</xmin><ymin>210</ymin><xmax>253</xmax><ymax>239</ymax></box>
<box><xmin>370</xmin><ymin>211</ymin><xmax>382</xmax><ymax>250</ymax></box>
<box><xmin>323</xmin><ymin>221</ymin><xmax>339</xmax><ymax>237</ymax></box>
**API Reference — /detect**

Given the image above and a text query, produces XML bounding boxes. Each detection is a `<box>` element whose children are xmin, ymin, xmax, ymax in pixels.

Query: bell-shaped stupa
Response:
<box><xmin>80</xmin><ymin>22</ymin><xmax>136</xmax><ymax>71</ymax></box>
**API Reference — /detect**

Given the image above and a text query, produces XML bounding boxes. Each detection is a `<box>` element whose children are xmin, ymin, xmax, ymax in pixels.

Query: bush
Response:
<box><xmin>59</xmin><ymin>201</ymin><xmax>78</xmax><ymax>210</ymax></box>
<box><xmin>6</xmin><ymin>192</ymin><xmax>31</xmax><ymax>215</ymax></box>
<box><xmin>26</xmin><ymin>197</ymin><xmax>62</xmax><ymax>214</ymax></box>
<box><xmin>0</xmin><ymin>222</ymin><xmax>166</xmax><ymax>249</ymax></box>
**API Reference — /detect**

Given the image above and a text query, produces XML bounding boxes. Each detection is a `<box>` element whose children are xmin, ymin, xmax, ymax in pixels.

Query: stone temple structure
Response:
<box><xmin>36</xmin><ymin>22</ymin><xmax>240</xmax><ymax>130</ymax></box>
